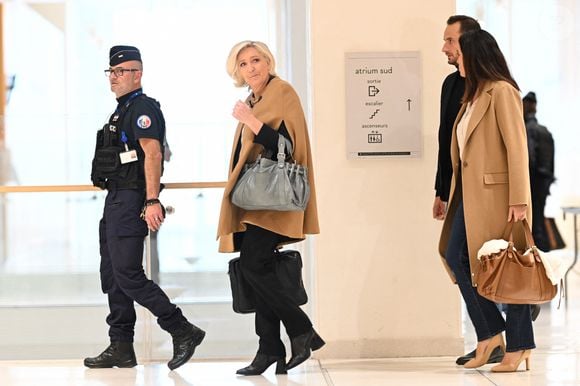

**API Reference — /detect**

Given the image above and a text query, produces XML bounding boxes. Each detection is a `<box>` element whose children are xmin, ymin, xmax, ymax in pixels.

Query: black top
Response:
<box><xmin>434</xmin><ymin>71</ymin><xmax>464</xmax><ymax>201</ymax></box>
<box><xmin>232</xmin><ymin>122</ymin><xmax>292</xmax><ymax>170</ymax></box>
<box><xmin>525</xmin><ymin>113</ymin><xmax>555</xmax><ymax>183</ymax></box>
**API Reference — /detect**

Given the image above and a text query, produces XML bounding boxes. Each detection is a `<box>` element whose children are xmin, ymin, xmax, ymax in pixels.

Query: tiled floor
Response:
<box><xmin>2</xmin><ymin>273</ymin><xmax>579</xmax><ymax>385</ymax></box>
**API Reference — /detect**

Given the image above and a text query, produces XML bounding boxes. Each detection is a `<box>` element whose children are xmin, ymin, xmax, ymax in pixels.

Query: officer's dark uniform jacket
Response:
<box><xmin>91</xmin><ymin>88</ymin><xmax>165</xmax><ymax>190</ymax></box>
<box><xmin>93</xmin><ymin>88</ymin><xmax>185</xmax><ymax>343</ymax></box>
<box><xmin>525</xmin><ymin>112</ymin><xmax>555</xmax><ymax>251</ymax></box>
<box><xmin>525</xmin><ymin>113</ymin><xmax>555</xmax><ymax>187</ymax></box>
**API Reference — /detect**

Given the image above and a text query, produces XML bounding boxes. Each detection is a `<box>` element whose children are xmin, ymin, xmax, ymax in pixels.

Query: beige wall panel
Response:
<box><xmin>309</xmin><ymin>0</ymin><xmax>465</xmax><ymax>358</ymax></box>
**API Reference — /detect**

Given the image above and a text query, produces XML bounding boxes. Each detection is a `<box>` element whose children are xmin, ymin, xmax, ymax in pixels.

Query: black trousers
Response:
<box><xmin>239</xmin><ymin>224</ymin><xmax>312</xmax><ymax>356</ymax></box>
<box><xmin>531</xmin><ymin>178</ymin><xmax>550</xmax><ymax>251</ymax></box>
<box><xmin>99</xmin><ymin>189</ymin><xmax>185</xmax><ymax>342</ymax></box>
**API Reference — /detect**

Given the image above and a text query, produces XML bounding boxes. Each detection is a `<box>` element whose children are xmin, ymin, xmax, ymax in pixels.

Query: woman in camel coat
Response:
<box><xmin>438</xmin><ymin>30</ymin><xmax>535</xmax><ymax>372</ymax></box>
<box><xmin>217</xmin><ymin>41</ymin><xmax>323</xmax><ymax>376</ymax></box>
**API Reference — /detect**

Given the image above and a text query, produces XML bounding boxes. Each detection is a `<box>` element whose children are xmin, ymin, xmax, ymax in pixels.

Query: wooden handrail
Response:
<box><xmin>0</xmin><ymin>181</ymin><xmax>227</xmax><ymax>193</ymax></box>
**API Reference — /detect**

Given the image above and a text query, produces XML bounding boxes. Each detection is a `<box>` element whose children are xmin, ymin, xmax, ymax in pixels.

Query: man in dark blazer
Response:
<box><xmin>433</xmin><ymin>15</ymin><xmax>480</xmax><ymax>220</ymax></box>
<box><xmin>433</xmin><ymin>70</ymin><xmax>462</xmax><ymax>219</ymax></box>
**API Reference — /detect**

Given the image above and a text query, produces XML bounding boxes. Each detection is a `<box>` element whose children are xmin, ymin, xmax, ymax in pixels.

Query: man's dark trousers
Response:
<box><xmin>99</xmin><ymin>189</ymin><xmax>185</xmax><ymax>342</ymax></box>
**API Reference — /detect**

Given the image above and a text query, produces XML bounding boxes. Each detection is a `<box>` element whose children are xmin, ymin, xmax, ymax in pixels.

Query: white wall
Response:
<box><xmin>310</xmin><ymin>0</ymin><xmax>464</xmax><ymax>358</ymax></box>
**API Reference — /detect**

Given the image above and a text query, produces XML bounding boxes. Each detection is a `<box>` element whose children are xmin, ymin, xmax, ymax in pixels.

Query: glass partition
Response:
<box><xmin>0</xmin><ymin>186</ymin><xmax>256</xmax><ymax>361</ymax></box>
<box><xmin>0</xmin><ymin>188</ymin><xmax>235</xmax><ymax>307</ymax></box>
<box><xmin>146</xmin><ymin>188</ymin><xmax>235</xmax><ymax>302</ymax></box>
<box><xmin>0</xmin><ymin>190</ymin><xmax>104</xmax><ymax>306</ymax></box>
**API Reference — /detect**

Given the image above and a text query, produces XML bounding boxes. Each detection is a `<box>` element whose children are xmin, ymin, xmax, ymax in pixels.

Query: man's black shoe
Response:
<box><xmin>84</xmin><ymin>342</ymin><xmax>137</xmax><ymax>368</ymax></box>
<box><xmin>531</xmin><ymin>304</ymin><xmax>541</xmax><ymax>321</ymax></box>
<box><xmin>455</xmin><ymin>345</ymin><xmax>504</xmax><ymax>365</ymax></box>
<box><xmin>456</xmin><ymin>349</ymin><xmax>475</xmax><ymax>366</ymax></box>
<box><xmin>167</xmin><ymin>322</ymin><xmax>206</xmax><ymax>370</ymax></box>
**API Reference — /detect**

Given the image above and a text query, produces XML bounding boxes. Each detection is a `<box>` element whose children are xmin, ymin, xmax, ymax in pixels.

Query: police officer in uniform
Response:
<box><xmin>523</xmin><ymin>91</ymin><xmax>556</xmax><ymax>252</ymax></box>
<box><xmin>85</xmin><ymin>45</ymin><xmax>205</xmax><ymax>370</ymax></box>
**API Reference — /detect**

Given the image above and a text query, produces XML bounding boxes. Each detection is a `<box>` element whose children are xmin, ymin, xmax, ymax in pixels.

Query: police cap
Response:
<box><xmin>109</xmin><ymin>45</ymin><xmax>142</xmax><ymax>66</ymax></box>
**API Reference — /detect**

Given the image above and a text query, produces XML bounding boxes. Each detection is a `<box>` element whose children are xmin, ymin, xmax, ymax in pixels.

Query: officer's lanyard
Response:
<box><xmin>115</xmin><ymin>90</ymin><xmax>143</xmax><ymax>114</ymax></box>
<box><xmin>112</xmin><ymin>90</ymin><xmax>143</xmax><ymax>151</ymax></box>
<box><xmin>121</xmin><ymin>131</ymin><xmax>130</xmax><ymax>151</ymax></box>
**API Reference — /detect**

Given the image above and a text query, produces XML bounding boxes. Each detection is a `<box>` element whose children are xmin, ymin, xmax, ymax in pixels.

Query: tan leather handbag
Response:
<box><xmin>475</xmin><ymin>219</ymin><xmax>557</xmax><ymax>304</ymax></box>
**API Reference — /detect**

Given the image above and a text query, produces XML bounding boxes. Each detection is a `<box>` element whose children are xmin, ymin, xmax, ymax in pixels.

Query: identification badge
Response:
<box><xmin>119</xmin><ymin>150</ymin><xmax>138</xmax><ymax>164</ymax></box>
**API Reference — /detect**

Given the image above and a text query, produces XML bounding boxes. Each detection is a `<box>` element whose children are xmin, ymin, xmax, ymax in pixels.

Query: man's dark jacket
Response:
<box><xmin>435</xmin><ymin>70</ymin><xmax>464</xmax><ymax>201</ymax></box>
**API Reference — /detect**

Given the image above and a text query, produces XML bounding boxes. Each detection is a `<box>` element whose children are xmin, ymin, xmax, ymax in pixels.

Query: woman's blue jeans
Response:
<box><xmin>445</xmin><ymin>200</ymin><xmax>536</xmax><ymax>352</ymax></box>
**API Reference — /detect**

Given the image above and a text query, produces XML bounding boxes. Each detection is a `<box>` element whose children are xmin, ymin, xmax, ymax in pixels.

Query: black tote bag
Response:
<box><xmin>228</xmin><ymin>249</ymin><xmax>308</xmax><ymax>314</ymax></box>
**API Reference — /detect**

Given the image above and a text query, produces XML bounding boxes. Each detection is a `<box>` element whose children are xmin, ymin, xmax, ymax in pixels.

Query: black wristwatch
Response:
<box><xmin>140</xmin><ymin>198</ymin><xmax>165</xmax><ymax>220</ymax></box>
<box><xmin>145</xmin><ymin>198</ymin><xmax>161</xmax><ymax>206</ymax></box>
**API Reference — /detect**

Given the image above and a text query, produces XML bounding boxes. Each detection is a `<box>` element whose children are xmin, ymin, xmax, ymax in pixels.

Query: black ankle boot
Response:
<box><xmin>236</xmin><ymin>353</ymin><xmax>287</xmax><ymax>376</ymax></box>
<box><xmin>311</xmin><ymin>330</ymin><xmax>326</xmax><ymax>351</ymax></box>
<box><xmin>84</xmin><ymin>342</ymin><xmax>137</xmax><ymax>368</ymax></box>
<box><xmin>286</xmin><ymin>329</ymin><xmax>316</xmax><ymax>370</ymax></box>
<box><xmin>168</xmin><ymin>322</ymin><xmax>206</xmax><ymax>370</ymax></box>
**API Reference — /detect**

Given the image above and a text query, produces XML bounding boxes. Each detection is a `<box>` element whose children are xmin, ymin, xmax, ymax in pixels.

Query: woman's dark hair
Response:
<box><xmin>459</xmin><ymin>29</ymin><xmax>519</xmax><ymax>103</ymax></box>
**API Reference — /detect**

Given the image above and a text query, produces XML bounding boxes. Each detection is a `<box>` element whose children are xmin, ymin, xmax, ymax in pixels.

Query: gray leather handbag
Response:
<box><xmin>231</xmin><ymin>134</ymin><xmax>310</xmax><ymax>211</ymax></box>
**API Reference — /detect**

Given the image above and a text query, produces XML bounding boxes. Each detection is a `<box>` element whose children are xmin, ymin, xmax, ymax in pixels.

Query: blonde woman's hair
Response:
<box><xmin>226</xmin><ymin>40</ymin><xmax>276</xmax><ymax>87</ymax></box>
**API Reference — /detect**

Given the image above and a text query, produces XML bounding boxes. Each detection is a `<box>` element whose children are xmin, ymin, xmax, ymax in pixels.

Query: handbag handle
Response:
<box><xmin>501</xmin><ymin>219</ymin><xmax>541</xmax><ymax>261</ymax></box>
<box><xmin>276</xmin><ymin>134</ymin><xmax>293</xmax><ymax>165</ymax></box>
<box><xmin>502</xmin><ymin>218</ymin><xmax>533</xmax><ymax>243</ymax></box>
<box><xmin>262</xmin><ymin>133</ymin><xmax>293</xmax><ymax>163</ymax></box>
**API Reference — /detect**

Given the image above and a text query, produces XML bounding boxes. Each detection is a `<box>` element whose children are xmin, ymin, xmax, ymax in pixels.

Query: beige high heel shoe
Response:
<box><xmin>491</xmin><ymin>349</ymin><xmax>531</xmax><ymax>372</ymax></box>
<box><xmin>464</xmin><ymin>333</ymin><xmax>506</xmax><ymax>369</ymax></box>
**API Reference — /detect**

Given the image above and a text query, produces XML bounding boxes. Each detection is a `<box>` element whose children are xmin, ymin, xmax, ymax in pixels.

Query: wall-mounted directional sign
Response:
<box><xmin>345</xmin><ymin>51</ymin><xmax>421</xmax><ymax>158</ymax></box>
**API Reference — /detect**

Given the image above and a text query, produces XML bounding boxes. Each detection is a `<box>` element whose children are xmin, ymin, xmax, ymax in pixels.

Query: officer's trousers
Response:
<box><xmin>239</xmin><ymin>224</ymin><xmax>312</xmax><ymax>356</ymax></box>
<box><xmin>99</xmin><ymin>189</ymin><xmax>185</xmax><ymax>342</ymax></box>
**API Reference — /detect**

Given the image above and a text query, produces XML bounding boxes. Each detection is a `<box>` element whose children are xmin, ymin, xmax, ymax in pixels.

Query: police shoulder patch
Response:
<box><xmin>136</xmin><ymin>115</ymin><xmax>152</xmax><ymax>129</ymax></box>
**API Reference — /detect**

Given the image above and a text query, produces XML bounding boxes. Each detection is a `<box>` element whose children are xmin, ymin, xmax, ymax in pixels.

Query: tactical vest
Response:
<box><xmin>91</xmin><ymin>92</ymin><xmax>163</xmax><ymax>189</ymax></box>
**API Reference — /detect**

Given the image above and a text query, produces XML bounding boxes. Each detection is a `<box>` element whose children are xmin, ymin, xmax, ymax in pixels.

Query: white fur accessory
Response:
<box><xmin>533</xmin><ymin>248</ymin><xmax>567</xmax><ymax>286</ymax></box>
<box><xmin>477</xmin><ymin>239</ymin><xmax>510</xmax><ymax>259</ymax></box>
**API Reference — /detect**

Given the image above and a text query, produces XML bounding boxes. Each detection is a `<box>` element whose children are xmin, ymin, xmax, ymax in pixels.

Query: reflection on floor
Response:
<box><xmin>1</xmin><ymin>272</ymin><xmax>579</xmax><ymax>385</ymax></box>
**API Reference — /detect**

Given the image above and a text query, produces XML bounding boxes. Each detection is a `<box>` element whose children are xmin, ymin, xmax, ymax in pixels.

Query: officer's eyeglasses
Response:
<box><xmin>104</xmin><ymin>68</ymin><xmax>141</xmax><ymax>77</ymax></box>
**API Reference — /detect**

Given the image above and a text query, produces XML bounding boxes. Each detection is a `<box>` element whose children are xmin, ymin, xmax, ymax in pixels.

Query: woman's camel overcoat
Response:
<box><xmin>438</xmin><ymin>81</ymin><xmax>532</xmax><ymax>286</ymax></box>
<box><xmin>217</xmin><ymin>77</ymin><xmax>320</xmax><ymax>252</ymax></box>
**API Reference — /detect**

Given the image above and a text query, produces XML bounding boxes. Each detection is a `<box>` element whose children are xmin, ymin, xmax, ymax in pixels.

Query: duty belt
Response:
<box><xmin>105</xmin><ymin>180</ymin><xmax>145</xmax><ymax>190</ymax></box>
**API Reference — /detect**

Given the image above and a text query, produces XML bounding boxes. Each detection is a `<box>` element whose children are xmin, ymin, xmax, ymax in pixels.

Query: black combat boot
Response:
<box><xmin>84</xmin><ymin>342</ymin><xmax>137</xmax><ymax>368</ymax></box>
<box><xmin>167</xmin><ymin>322</ymin><xmax>206</xmax><ymax>370</ymax></box>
